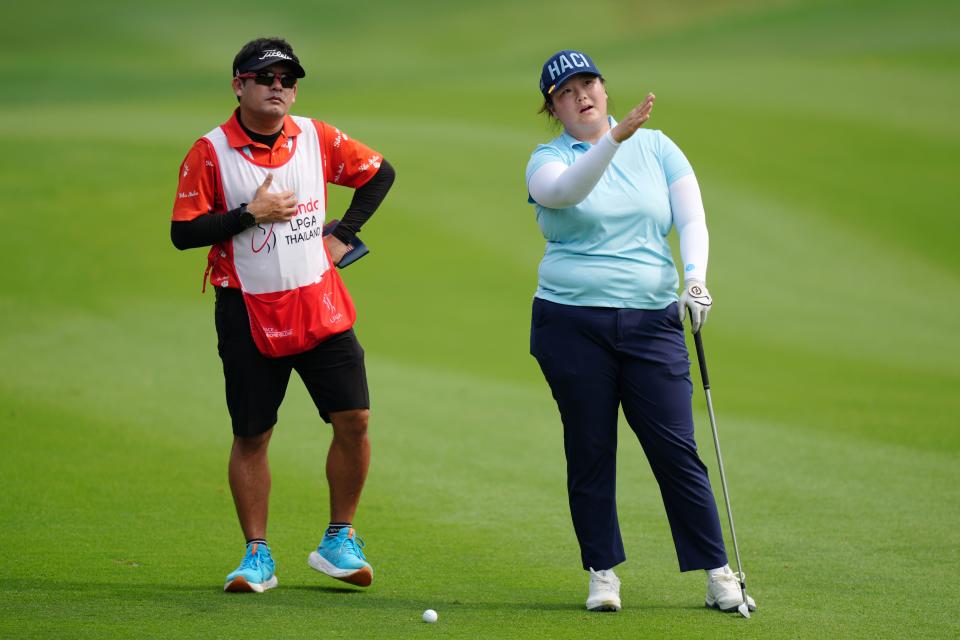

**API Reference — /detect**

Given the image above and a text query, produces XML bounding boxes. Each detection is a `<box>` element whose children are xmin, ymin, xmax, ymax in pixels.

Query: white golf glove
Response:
<box><xmin>679</xmin><ymin>279</ymin><xmax>713</xmax><ymax>333</ymax></box>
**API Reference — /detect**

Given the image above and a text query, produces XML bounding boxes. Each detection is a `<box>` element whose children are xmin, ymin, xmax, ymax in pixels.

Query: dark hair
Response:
<box><xmin>538</xmin><ymin>99</ymin><xmax>561</xmax><ymax>132</ymax></box>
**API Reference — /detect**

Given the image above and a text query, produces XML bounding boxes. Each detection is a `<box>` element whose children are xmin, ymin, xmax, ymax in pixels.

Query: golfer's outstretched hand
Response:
<box><xmin>611</xmin><ymin>93</ymin><xmax>655</xmax><ymax>143</ymax></box>
<box><xmin>247</xmin><ymin>174</ymin><xmax>298</xmax><ymax>223</ymax></box>
<box><xmin>679</xmin><ymin>279</ymin><xmax>712</xmax><ymax>333</ymax></box>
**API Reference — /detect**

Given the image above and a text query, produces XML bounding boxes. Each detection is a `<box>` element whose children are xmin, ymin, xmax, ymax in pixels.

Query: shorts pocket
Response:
<box><xmin>214</xmin><ymin>290</ymin><xmax>230</xmax><ymax>357</ymax></box>
<box><xmin>530</xmin><ymin>298</ymin><xmax>551</xmax><ymax>356</ymax></box>
<box><xmin>664</xmin><ymin>302</ymin><xmax>684</xmax><ymax>331</ymax></box>
<box><xmin>531</xmin><ymin>297</ymin><xmax>552</xmax><ymax>330</ymax></box>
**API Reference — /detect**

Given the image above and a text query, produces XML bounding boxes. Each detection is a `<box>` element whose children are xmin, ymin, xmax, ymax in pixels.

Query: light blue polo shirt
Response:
<box><xmin>526</xmin><ymin>119</ymin><xmax>693</xmax><ymax>309</ymax></box>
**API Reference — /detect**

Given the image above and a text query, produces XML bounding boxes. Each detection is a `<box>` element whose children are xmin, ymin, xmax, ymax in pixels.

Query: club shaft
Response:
<box><xmin>703</xmin><ymin>387</ymin><xmax>744</xmax><ymax>579</ymax></box>
<box><xmin>693</xmin><ymin>330</ymin><xmax>748</xmax><ymax>601</ymax></box>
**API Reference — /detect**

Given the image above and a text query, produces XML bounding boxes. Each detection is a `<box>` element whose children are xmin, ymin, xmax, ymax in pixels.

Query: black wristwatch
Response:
<box><xmin>238</xmin><ymin>203</ymin><xmax>256</xmax><ymax>228</ymax></box>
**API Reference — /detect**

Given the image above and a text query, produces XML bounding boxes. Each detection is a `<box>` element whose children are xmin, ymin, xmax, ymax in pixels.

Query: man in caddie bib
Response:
<box><xmin>171</xmin><ymin>37</ymin><xmax>395</xmax><ymax>593</ymax></box>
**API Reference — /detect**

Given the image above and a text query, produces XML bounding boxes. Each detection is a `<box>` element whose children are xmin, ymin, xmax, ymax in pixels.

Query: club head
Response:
<box><xmin>737</xmin><ymin>603</ymin><xmax>751</xmax><ymax>618</ymax></box>
<box><xmin>736</xmin><ymin>575</ymin><xmax>756</xmax><ymax>613</ymax></box>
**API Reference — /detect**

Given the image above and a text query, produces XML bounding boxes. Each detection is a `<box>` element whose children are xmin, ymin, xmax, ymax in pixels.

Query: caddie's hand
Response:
<box><xmin>246</xmin><ymin>174</ymin><xmax>298</xmax><ymax>223</ymax></box>
<box><xmin>679</xmin><ymin>279</ymin><xmax>713</xmax><ymax>333</ymax></box>
<box><xmin>324</xmin><ymin>234</ymin><xmax>352</xmax><ymax>266</ymax></box>
<box><xmin>610</xmin><ymin>93</ymin><xmax>655</xmax><ymax>143</ymax></box>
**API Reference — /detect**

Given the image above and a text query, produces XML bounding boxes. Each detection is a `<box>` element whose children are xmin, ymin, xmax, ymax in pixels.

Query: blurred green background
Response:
<box><xmin>2</xmin><ymin>0</ymin><xmax>958</xmax><ymax>637</ymax></box>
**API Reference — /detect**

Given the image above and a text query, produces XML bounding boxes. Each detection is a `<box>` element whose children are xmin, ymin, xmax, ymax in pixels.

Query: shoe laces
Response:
<box><xmin>712</xmin><ymin>569</ymin><xmax>746</xmax><ymax>585</ymax></box>
<box><xmin>589</xmin><ymin>568</ymin><xmax>620</xmax><ymax>589</ymax></box>
<box><xmin>331</xmin><ymin>531</ymin><xmax>367</xmax><ymax>560</ymax></box>
<box><xmin>240</xmin><ymin>544</ymin><xmax>268</xmax><ymax>571</ymax></box>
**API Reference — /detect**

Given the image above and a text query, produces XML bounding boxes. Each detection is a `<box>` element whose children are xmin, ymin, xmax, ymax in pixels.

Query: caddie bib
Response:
<box><xmin>204</xmin><ymin>116</ymin><xmax>355</xmax><ymax>358</ymax></box>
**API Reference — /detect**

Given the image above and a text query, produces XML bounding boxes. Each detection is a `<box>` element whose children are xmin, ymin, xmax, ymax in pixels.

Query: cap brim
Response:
<box><xmin>547</xmin><ymin>70</ymin><xmax>600</xmax><ymax>96</ymax></box>
<box><xmin>243</xmin><ymin>58</ymin><xmax>306</xmax><ymax>78</ymax></box>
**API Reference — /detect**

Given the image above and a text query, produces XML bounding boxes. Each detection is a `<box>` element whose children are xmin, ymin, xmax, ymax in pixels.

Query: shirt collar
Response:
<box><xmin>561</xmin><ymin>115</ymin><xmax>618</xmax><ymax>150</ymax></box>
<box><xmin>221</xmin><ymin>109</ymin><xmax>302</xmax><ymax>149</ymax></box>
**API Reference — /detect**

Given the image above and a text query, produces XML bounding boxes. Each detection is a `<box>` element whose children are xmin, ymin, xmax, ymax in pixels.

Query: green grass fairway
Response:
<box><xmin>3</xmin><ymin>0</ymin><xmax>958</xmax><ymax>638</ymax></box>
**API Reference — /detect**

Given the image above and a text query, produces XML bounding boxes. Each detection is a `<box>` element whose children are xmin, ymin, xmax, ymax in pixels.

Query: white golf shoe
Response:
<box><xmin>586</xmin><ymin>568</ymin><xmax>622</xmax><ymax>612</ymax></box>
<box><xmin>705</xmin><ymin>566</ymin><xmax>757</xmax><ymax>612</ymax></box>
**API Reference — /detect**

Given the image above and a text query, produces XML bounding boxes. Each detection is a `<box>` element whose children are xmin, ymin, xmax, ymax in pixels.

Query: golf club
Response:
<box><xmin>693</xmin><ymin>328</ymin><xmax>753</xmax><ymax>619</ymax></box>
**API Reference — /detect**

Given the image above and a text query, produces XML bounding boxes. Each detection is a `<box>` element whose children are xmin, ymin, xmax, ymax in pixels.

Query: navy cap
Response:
<box><xmin>539</xmin><ymin>50</ymin><xmax>601</xmax><ymax>99</ymax></box>
<box><xmin>235</xmin><ymin>47</ymin><xmax>306</xmax><ymax>78</ymax></box>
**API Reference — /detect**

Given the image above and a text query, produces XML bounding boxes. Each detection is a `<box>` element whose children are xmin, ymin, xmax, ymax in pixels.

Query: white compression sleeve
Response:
<box><xmin>670</xmin><ymin>172</ymin><xmax>709</xmax><ymax>283</ymax></box>
<box><xmin>527</xmin><ymin>131</ymin><xmax>621</xmax><ymax>208</ymax></box>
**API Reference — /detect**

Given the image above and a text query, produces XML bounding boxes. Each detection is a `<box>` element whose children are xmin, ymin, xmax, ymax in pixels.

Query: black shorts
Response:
<box><xmin>214</xmin><ymin>287</ymin><xmax>370</xmax><ymax>437</ymax></box>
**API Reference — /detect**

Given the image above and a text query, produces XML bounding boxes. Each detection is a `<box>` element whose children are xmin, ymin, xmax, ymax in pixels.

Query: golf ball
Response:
<box><xmin>422</xmin><ymin>609</ymin><xmax>438</xmax><ymax>623</ymax></box>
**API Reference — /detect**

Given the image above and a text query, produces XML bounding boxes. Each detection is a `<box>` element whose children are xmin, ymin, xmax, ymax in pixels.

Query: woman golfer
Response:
<box><xmin>526</xmin><ymin>49</ymin><xmax>756</xmax><ymax>614</ymax></box>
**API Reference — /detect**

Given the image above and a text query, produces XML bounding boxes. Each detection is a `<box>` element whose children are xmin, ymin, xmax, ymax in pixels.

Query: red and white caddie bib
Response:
<box><xmin>204</xmin><ymin>116</ymin><xmax>355</xmax><ymax>358</ymax></box>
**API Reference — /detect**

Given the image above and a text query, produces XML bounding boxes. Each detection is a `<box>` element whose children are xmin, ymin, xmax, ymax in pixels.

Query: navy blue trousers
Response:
<box><xmin>530</xmin><ymin>297</ymin><xmax>727</xmax><ymax>572</ymax></box>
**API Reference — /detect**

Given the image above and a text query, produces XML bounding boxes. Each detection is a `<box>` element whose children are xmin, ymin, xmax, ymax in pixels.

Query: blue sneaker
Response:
<box><xmin>308</xmin><ymin>527</ymin><xmax>373</xmax><ymax>586</ymax></box>
<box><xmin>224</xmin><ymin>542</ymin><xmax>278</xmax><ymax>593</ymax></box>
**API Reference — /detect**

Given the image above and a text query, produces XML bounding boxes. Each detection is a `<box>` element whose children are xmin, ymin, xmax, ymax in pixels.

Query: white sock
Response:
<box><xmin>706</xmin><ymin>565</ymin><xmax>731</xmax><ymax>578</ymax></box>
